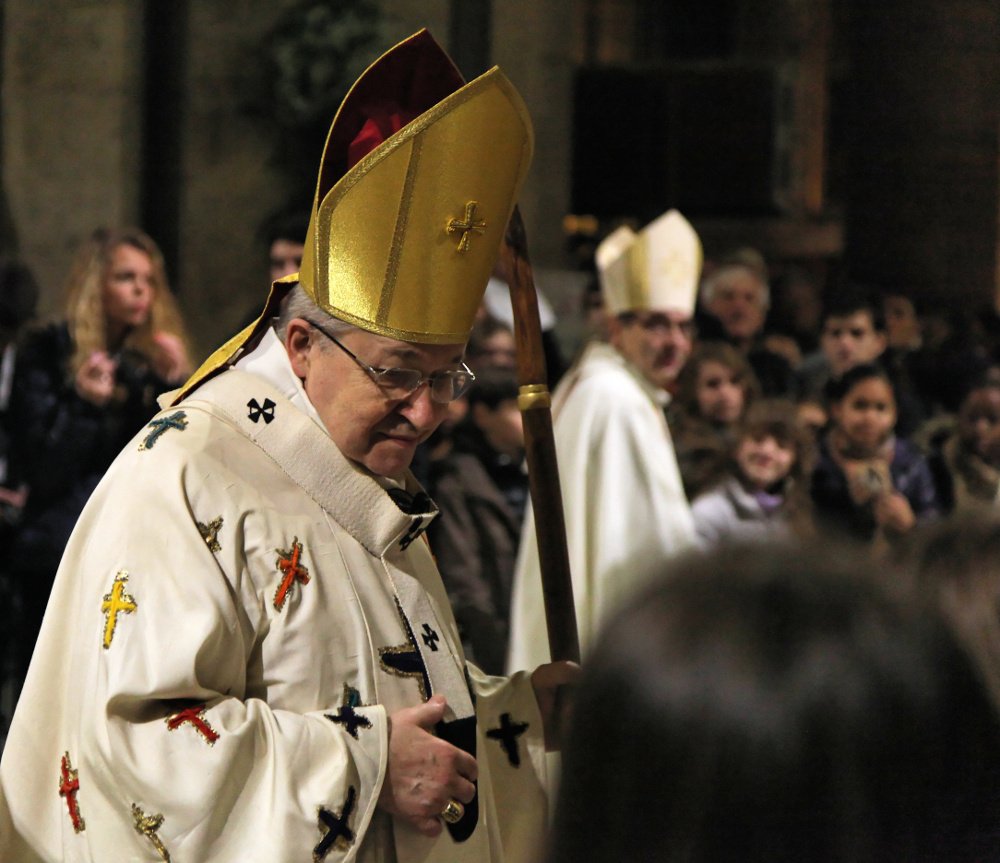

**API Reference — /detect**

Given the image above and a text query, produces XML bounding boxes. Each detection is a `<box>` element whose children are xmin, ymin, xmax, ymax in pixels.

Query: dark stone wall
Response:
<box><xmin>840</xmin><ymin>0</ymin><xmax>1000</xmax><ymax>307</ymax></box>
<box><xmin>2</xmin><ymin>0</ymin><xmax>997</xmax><ymax>351</ymax></box>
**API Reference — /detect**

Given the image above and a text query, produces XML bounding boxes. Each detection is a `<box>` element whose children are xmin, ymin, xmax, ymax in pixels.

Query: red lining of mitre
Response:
<box><xmin>318</xmin><ymin>30</ymin><xmax>466</xmax><ymax>192</ymax></box>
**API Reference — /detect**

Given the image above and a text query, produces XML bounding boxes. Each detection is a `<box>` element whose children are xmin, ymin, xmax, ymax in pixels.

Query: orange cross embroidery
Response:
<box><xmin>58</xmin><ymin>751</ymin><xmax>85</xmax><ymax>833</ymax></box>
<box><xmin>166</xmin><ymin>704</ymin><xmax>220</xmax><ymax>745</ymax></box>
<box><xmin>274</xmin><ymin>538</ymin><xmax>310</xmax><ymax>611</ymax></box>
<box><xmin>101</xmin><ymin>571</ymin><xmax>137</xmax><ymax>649</ymax></box>
<box><xmin>446</xmin><ymin>201</ymin><xmax>486</xmax><ymax>252</ymax></box>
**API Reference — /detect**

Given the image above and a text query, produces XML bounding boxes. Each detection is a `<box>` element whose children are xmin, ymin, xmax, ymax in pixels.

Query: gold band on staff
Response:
<box><xmin>518</xmin><ymin>384</ymin><xmax>551</xmax><ymax>412</ymax></box>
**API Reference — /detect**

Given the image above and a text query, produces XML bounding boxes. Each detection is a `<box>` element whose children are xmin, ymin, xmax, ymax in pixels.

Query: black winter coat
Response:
<box><xmin>9</xmin><ymin>323</ymin><xmax>171</xmax><ymax>578</ymax></box>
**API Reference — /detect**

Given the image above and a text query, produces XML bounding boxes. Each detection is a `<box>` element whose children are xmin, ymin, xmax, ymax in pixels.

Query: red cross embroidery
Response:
<box><xmin>274</xmin><ymin>538</ymin><xmax>310</xmax><ymax>611</ymax></box>
<box><xmin>166</xmin><ymin>704</ymin><xmax>220</xmax><ymax>745</ymax></box>
<box><xmin>58</xmin><ymin>751</ymin><xmax>85</xmax><ymax>833</ymax></box>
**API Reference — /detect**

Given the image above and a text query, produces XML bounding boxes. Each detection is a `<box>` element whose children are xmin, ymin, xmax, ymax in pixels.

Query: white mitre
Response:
<box><xmin>598</xmin><ymin>210</ymin><xmax>702</xmax><ymax>316</ymax></box>
<box><xmin>595</xmin><ymin>225</ymin><xmax>637</xmax><ymax>316</ymax></box>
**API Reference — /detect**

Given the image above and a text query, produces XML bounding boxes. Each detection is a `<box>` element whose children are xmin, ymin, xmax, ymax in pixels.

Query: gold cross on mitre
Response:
<box><xmin>657</xmin><ymin>250</ymin><xmax>691</xmax><ymax>283</ymax></box>
<box><xmin>446</xmin><ymin>201</ymin><xmax>486</xmax><ymax>252</ymax></box>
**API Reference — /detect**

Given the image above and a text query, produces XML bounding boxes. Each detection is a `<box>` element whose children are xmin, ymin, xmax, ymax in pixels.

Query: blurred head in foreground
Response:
<box><xmin>549</xmin><ymin>543</ymin><xmax>1000</xmax><ymax>863</ymax></box>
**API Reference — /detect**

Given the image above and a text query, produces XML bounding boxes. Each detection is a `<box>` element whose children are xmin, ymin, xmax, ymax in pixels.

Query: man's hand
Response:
<box><xmin>378</xmin><ymin>695</ymin><xmax>478</xmax><ymax>837</ymax></box>
<box><xmin>531</xmin><ymin>661</ymin><xmax>581</xmax><ymax>752</ymax></box>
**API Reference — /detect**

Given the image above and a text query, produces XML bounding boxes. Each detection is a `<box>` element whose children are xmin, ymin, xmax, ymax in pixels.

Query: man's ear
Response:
<box><xmin>285</xmin><ymin>319</ymin><xmax>313</xmax><ymax>379</ymax></box>
<box><xmin>875</xmin><ymin>331</ymin><xmax>888</xmax><ymax>357</ymax></box>
<box><xmin>607</xmin><ymin>315</ymin><xmax>624</xmax><ymax>349</ymax></box>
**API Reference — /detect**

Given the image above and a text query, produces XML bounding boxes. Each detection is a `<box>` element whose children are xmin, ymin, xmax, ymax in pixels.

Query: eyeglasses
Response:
<box><xmin>618</xmin><ymin>311</ymin><xmax>696</xmax><ymax>340</ymax></box>
<box><xmin>307</xmin><ymin>320</ymin><xmax>476</xmax><ymax>404</ymax></box>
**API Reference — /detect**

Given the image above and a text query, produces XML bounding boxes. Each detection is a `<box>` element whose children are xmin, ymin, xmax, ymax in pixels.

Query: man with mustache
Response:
<box><xmin>0</xmin><ymin>31</ymin><xmax>573</xmax><ymax>863</ymax></box>
<box><xmin>508</xmin><ymin>211</ymin><xmax>700</xmax><ymax>673</ymax></box>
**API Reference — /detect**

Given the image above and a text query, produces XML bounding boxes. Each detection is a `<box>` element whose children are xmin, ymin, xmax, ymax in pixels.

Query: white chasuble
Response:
<box><xmin>0</xmin><ymin>354</ymin><xmax>548</xmax><ymax>863</ymax></box>
<box><xmin>507</xmin><ymin>340</ymin><xmax>696</xmax><ymax>673</ymax></box>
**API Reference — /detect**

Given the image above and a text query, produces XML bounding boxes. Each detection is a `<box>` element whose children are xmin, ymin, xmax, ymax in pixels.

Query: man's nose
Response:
<box><xmin>399</xmin><ymin>383</ymin><xmax>442</xmax><ymax>427</ymax></box>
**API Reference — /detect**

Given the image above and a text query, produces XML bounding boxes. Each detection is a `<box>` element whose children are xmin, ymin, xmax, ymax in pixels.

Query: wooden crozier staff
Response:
<box><xmin>501</xmin><ymin>207</ymin><xmax>580</xmax><ymax>665</ymax></box>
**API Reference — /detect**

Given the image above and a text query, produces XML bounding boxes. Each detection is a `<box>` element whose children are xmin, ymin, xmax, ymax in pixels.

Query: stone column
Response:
<box><xmin>493</xmin><ymin>0</ymin><xmax>578</xmax><ymax>268</ymax></box>
<box><xmin>2</xmin><ymin>1</ymin><xmax>143</xmax><ymax>315</ymax></box>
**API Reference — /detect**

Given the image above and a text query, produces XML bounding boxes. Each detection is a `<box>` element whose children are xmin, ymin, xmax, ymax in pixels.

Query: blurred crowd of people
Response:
<box><xmin>428</xmin><ymin>236</ymin><xmax>1000</xmax><ymax>679</ymax></box>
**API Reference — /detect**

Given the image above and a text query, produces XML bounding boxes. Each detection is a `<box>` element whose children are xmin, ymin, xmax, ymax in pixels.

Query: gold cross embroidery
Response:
<box><xmin>197</xmin><ymin>516</ymin><xmax>223</xmax><ymax>553</ymax></box>
<box><xmin>446</xmin><ymin>201</ymin><xmax>486</xmax><ymax>252</ymax></box>
<box><xmin>101</xmin><ymin>571</ymin><xmax>137</xmax><ymax>649</ymax></box>
<box><xmin>131</xmin><ymin>804</ymin><xmax>171</xmax><ymax>862</ymax></box>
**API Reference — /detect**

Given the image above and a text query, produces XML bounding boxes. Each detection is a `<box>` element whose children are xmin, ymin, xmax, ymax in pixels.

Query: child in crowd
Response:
<box><xmin>669</xmin><ymin>341</ymin><xmax>760</xmax><ymax>498</ymax></box>
<box><xmin>811</xmin><ymin>362</ymin><xmax>939</xmax><ymax>547</ymax></box>
<box><xmin>691</xmin><ymin>399</ymin><xmax>813</xmax><ymax>549</ymax></box>
<box><xmin>795</xmin><ymin>396</ymin><xmax>828</xmax><ymax>439</ymax></box>
<box><xmin>924</xmin><ymin>376</ymin><xmax>1000</xmax><ymax>514</ymax></box>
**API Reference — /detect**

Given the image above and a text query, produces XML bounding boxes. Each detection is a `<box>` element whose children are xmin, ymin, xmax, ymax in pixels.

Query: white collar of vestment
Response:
<box><xmin>234</xmin><ymin>327</ymin><xmax>406</xmax><ymax>492</ymax></box>
<box><xmin>579</xmin><ymin>339</ymin><xmax>672</xmax><ymax>407</ymax></box>
<box><xmin>234</xmin><ymin>326</ymin><xmax>328</xmax><ymax>431</ymax></box>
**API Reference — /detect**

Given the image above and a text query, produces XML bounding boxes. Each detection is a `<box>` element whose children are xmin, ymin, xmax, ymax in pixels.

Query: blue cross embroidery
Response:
<box><xmin>139</xmin><ymin>411</ymin><xmax>188</xmax><ymax>451</ymax></box>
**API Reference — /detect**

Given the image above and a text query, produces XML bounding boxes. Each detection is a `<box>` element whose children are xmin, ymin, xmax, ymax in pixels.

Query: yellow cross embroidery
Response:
<box><xmin>446</xmin><ymin>201</ymin><xmax>486</xmax><ymax>252</ymax></box>
<box><xmin>132</xmin><ymin>804</ymin><xmax>171</xmax><ymax>862</ymax></box>
<box><xmin>101</xmin><ymin>571</ymin><xmax>137</xmax><ymax>649</ymax></box>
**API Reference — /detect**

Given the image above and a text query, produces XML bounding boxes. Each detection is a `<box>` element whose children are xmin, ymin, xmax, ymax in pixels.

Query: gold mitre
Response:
<box><xmin>166</xmin><ymin>30</ymin><xmax>533</xmax><ymax>406</ymax></box>
<box><xmin>602</xmin><ymin>210</ymin><xmax>702</xmax><ymax>316</ymax></box>
<box><xmin>299</xmin><ymin>29</ymin><xmax>533</xmax><ymax>344</ymax></box>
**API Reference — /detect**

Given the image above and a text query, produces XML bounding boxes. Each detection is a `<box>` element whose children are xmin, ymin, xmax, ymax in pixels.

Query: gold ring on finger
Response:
<box><xmin>440</xmin><ymin>798</ymin><xmax>464</xmax><ymax>824</ymax></box>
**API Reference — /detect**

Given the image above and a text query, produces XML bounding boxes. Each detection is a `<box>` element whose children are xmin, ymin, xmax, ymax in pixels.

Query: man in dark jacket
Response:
<box><xmin>429</xmin><ymin>368</ymin><xmax>527</xmax><ymax>674</ymax></box>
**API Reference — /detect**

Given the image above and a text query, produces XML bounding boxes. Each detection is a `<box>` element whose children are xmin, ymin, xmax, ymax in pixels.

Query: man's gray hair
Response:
<box><xmin>273</xmin><ymin>284</ymin><xmax>358</xmax><ymax>344</ymax></box>
<box><xmin>700</xmin><ymin>262</ymin><xmax>770</xmax><ymax>310</ymax></box>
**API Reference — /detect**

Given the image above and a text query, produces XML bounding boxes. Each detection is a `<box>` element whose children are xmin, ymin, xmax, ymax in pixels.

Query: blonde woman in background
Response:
<box><xmin>60</xmin><ymin>226</ymin><xmax>190</xmax><ymax>401</ymax></box>
<box><xmin>5</xmin><ymin>227</ymin><xmax>191</xmax><ymax>724</ymax></box>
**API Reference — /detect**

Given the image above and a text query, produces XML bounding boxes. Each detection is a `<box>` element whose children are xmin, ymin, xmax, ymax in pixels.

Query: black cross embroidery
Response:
<box><xmin>447</xmin><ymin>201</ymin><xmax>487</xmax><ymax>252</ymax></box>
<box><xmin>486</xmin><ymin>712</ymin><xmax>530</xmax><ymax>767</ymax></box>
<box><xmin>378</xmin><ymin>599</ymin><xmax>432</xmax><ymax>701</ymax></box>
<box><xmin>314</xmin><ymin>786</ymin><xmax>356</xmax><ymax>860</ymax></box>
<box><xmin>325</xmin><ymin>685</ymin><xmax>372</xmax><ymax>739</ymax></box>
<box><xmin>139</xmin><ymin>411</ymin><xmax>188</xmax><ymax>451</ymax></box>
<box><xmin>247</xmin><ymin>397</ymin><xmax>276</xmax><ymax>424</ymax></box>
<box><xmin>421</xmin><ymin>623</ymin><xmax>440</xmax><ymax>652</ymax></box>
<box><xmin>399</xmin><ymin>517</ymin><xmax>426</xmax><ymax>551</ymax></box>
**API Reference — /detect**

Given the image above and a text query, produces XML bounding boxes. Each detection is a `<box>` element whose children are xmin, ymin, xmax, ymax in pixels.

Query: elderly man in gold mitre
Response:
<box><xmin>508</xmin><ymin>211</ymin><xmax>701</xmax><ymax>674</ymax></box>
<box><xmin>0</xmin><ymin>30</ymin><xmax>574</xmax><ymax>863</ymax></box>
